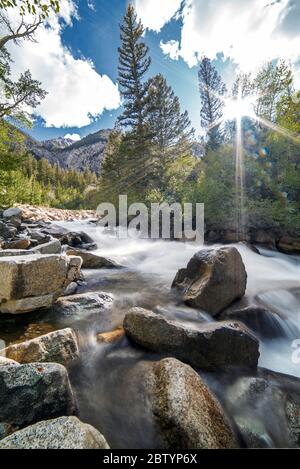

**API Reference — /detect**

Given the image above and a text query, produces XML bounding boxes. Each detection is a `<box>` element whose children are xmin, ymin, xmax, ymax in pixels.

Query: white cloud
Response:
<box><xmin>135</xmin><ymin>0</ymin><xmax>182</xmax><ymax>32</ymax></box>
<box><xmin>87</xmin><ymin>0</ymin><xmax>96</xmax><ymax>12</ymax></box>
<box><xmin>64</xmin><ymin>133</ymin><xmax>81</xmax><ymax>141</ymax></box>
<box><xmin>160</xmin><ymin>39</ymin><xmax>180</xmax><ymax>60</ymax></box>
<box><xmin>4</xmin><ymin>0</ymin><xmax>120</xmax><ymax>128</ymax></box>
<box><xmin>148</xmin><ymin>0</ymin><xmax>300</xmax><ymax>80</ymax></box>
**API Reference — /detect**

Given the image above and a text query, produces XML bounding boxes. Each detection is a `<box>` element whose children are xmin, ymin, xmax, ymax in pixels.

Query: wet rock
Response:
<box><xmin>63</xmin><ymin>281</ymin><xmax>78</xmax><ymax>296</ymax></box>
<box><xmin>0</xmin><ymin>416</ymin><xmax>110</xmax><ymax>449</ymax></box>
<box><xmin>147</xmin><ymin>358</ymin><xmax>237</xmax><ymax>449</ymax></box>
<box><xmin>53</xmin><ymin>292</ymin><xmax>114</xmax><ymax>316</ymax></box>
<box><xmin>2</xmin><ymin>239</ymin><xmax>31</xmax><ymax>250</ymax></box>
<box><xmin>252</xmin><ymin>230</ymin><xmax>276</xmax><ymax>248</ymax></box>
<box><xmin>18</xmin><ymin>323</ymin><xmax>56</xmax><ymax>342</ymax></box>
<box><xmin>0</xmin><ymin>363</ymin><xmax>77</xmax><ymax>429</ymax></box>
<box><xmin>0</xmin><ymin>254</ymin><xmax>82</xmax><ymax>314</ymax></box>
<box><xmin>206</xmin><ymin>230</ymin><xmax>220</xmax><ymax>243</ymax></box>
<box><xmin>0</xmin><ymin>249</ymin><xmax>32</xmax><ymax>257</ymax></box>
<box><xmin>0</xmin><ymin>294</ymin><xmax>57</xmax><ymax>314</ymax></box>
<box><xmin>0</xmin><ymin>422</ymin><xmax>17</xmax><ymax>440</ymax></box>
<box><xmin>28</xmin><ymin>230</ymin><xmax>51</xmax><ymax>244</ymax></box>
<box><xmin>0</xmin><ymin>222</ymin><xmax>17</xmax><ymax>240</ymax></box>
<box><xmin>0</xmin><ymin>356</ymin><xmax>18</xmax><ymax>367</ymax></box>
<box><xmin>2</xmin><ymin>208</ymin><xmax>22</xmax><ymax>228</ymax></box>
<box><xmin>172</xmin><ymin>247</ymin><xmax>247</xmax><ymax>316</ymax></box>
<box><xmin>1</xmin><ymin>328</ymin><xmax>79</xmax><ymax>367</ymax></box>
<box><xmin>3</xmin><ymin>207</ymin><xmax>22</xmax><ymax>220</ymax></box>
<box><xmin>220</xmin><ymin>305</ymin><xmax>288</xmax><ymax>339</ymax></box>
<box><xmin>80</xmin><ymin>242</ymin><xmax>98</xmax><ymax>251</ymax></box>
<box><xmin>30</xmin><ymin>238</ymin><xmax>61</xmax><ymax>255</ymax></box>
<box><xmin>40</xmin><ymin>224</ymin><xmax>69</xmax><ymax>239</ymax></box>
<box><xmin>123</xmin><ymin>308</ymin><xmax>259</xmax><ymax>370</ymax></box>
<box><xmin>66</xmin><ymin>248</ymin><xmax>121</xmax><ymax>269</ymax></box>
<box><xmin>277</xmin><ymin>236</ymin><xmax>300</xmax><ymax>254</ymax></box>
<box><xmin>226</xmin><ymin>369</ymin><xmax>300</xmax><ymax>448</ymax></box>
<box><xmin>97</xmin><ymin>327</ymin><xmax>125</xmax><ymax>344</ymax></box>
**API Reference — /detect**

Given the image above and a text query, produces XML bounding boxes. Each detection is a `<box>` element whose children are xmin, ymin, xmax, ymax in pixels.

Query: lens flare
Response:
<box><xmin>223</xmin><ymin>96</ymin><xmax>255</xmax><ymax>121</ymax></box>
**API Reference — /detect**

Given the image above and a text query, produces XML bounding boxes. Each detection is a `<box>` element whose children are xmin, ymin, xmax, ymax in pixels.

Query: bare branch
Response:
<box><xmin>0</xmin><ymin>14</ymin><xmax>43</xmax><ymax>50</ymax></box>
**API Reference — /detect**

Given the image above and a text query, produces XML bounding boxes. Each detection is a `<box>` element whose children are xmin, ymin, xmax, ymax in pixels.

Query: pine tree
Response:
<box><xmin>146</xmin><ymin>74</ymin><xmax>194</xmax><ymax>185</ymax></box>
<box><xmin>117</xmin><ymin>3</ymin><xmax>151</xmax><ymax>136</ymax></box>
<box><xmin>114</xmin><ymin>4</ymin><xmax>153</xmax><ymax>198</ymax></box>
<box><xmin>198</xmin><ymin>57</ymin><xmax>227</xmax><ymax>150</ymax></box>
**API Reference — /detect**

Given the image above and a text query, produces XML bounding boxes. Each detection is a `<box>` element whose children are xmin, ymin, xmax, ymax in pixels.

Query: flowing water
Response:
<box><xmin>1</xmin><ymin>221</ymin><xmax>300</xmax><ymax>448</ymax></box>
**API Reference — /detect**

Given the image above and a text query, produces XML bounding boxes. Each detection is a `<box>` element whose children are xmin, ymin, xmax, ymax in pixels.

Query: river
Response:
<box><xmin>1</xmin><ymin>220</ymin><xmax>300</xmax><ymax>448</ymax></box>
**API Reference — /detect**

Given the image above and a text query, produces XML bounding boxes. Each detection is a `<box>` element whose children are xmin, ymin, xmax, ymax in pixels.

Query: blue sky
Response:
<box><xmin>5</xmin><ymin>0</ymin><xmax>300</xmax><ymax>142</ymax></box>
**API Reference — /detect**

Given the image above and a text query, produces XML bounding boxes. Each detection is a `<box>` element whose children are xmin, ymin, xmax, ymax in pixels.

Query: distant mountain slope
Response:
<box><xmin>25</xmin><ymin>129</ymin><xmax>111</xmax><ymax>175</ymax></box>
<box><xmin>21</xmin><ymin>127</ymin><xmax>202</xmax><ymax>175</ymax></box>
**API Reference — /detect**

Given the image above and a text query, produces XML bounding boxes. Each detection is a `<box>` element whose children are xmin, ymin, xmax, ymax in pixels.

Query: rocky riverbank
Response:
<box><xmin>0</xmin><ymin>206</ymin><xmax>299</xmax><ymax>448</ymax></box>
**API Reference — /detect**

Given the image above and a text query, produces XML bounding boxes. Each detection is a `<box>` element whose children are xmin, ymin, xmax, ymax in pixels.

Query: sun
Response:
<box><xmin>224</xmin><ymin>96</ymin><xmax>255</xmax><ymax>121</ymax></box>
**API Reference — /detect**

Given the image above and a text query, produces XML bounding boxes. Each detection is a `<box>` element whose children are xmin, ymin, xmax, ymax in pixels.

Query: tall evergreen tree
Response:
<box><xmin>146</xmin><ymin>74</ymin><xmax>194</xmax><ymax>186</ymax></box>
<box><xmin>198</xmin><ymin>57</ymin><xmax>226</xmax><ymax>150</ymax></box>
<box><xmin>117</xmin><ymin>3</ymin><xmax>151</xmax><ymax>135</ymax></box>
<box><xmin>147</xmin><ymin>74</ymin><xmax>194</xmax><ymax>156</ymax></box>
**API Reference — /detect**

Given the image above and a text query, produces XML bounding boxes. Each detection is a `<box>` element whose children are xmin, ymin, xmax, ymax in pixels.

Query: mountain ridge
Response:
<box><xmin>24</xmin><ymin>128</ymin><xmax>112</xmax><ymax>175</ymax></box>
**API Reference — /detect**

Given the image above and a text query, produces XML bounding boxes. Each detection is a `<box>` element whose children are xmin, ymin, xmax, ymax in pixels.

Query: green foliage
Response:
<box><xmin>198</xmin><ymin>57</ymin><xmax>227</xmax><ymax>150</ymax></box>
<box><xmin>0</xmin><ymin>0</ymin><xmax>60</xmax><ymax>18</ymax></box>
<box><xmin>117</xmin><ymin>3</ymin><xmax>151</xmax><ymax>133</ymax></box>
<box><xmin>0</xmin><ymin>121</ymin><xmax>98</xmax><ymax>209</ymax></box>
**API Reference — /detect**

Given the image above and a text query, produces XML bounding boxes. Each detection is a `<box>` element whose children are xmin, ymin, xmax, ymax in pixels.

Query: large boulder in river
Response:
<box><xmin>66</xmin><ymin>248</ymin><xmax>121</xmax><ymax>269</ymax></box>
<box><xmin>226</xmin><ymin>369</ymin><xmax>300</xmax><ymax>448</ymax></box>
<box><xmin>0</xmin><ymin>254</ymin><xmax>82</xmax><ymax>314</ymax></box>
<box><xmin>0</xmin><ymin>416</ymin><xmax>109</xmax><ymax>449</ymax></box>
<box><xmin>1</xmin><ymin>328</ymin><xmax>79</xmax><ymax>367</ymax></box>
<box><xmin>0</xmin><ymin>363</ymin><xmax>77</xmax><ymax>429</ymax></box>
<box><xmin>147</xmin><ymin>358</ymin><xmax>237</xmax><ymax>448</ymax></box>
<box><xmin>172</xmin><ymin>247</ymin><xmax>247</xmax><ymax>316</ymax></box>
<box><xmin>123</xmin><ymin>308</ymin><xmax>259</xmax><ymax>370</ymax></box>
<box><xmin>220</xmin><ymin>305</ymin><xmax>289</xmax><ymax>339</ymax></box>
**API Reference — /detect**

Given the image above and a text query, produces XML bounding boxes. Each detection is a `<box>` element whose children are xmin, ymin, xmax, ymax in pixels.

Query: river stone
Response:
<box><xmin>226</xmin><ymin>369</ymin><xmax>300</xmax><ymax>448</ymax></box>
<box><xmin>66</xmin><ymin>248</ymin><xmax>121</xmax><ymax>269</ymax></box>
<box><xmin>1</xmin><ymin>328</ymin><xmax>79</xmax><ymax>367</ymax></box>
<box><xmin>0</xmin><ymin>416</ymin><xmax>110</xmax><ymax>449</ymax></box>
<box><xmin>0</xmin><ymin>222</ymin><xmax>17</xmax><ymax>240</ymax></box>
<box><xmin>0</xmin><ymin>363</ymin><xmax>77</xmax><ymax>428</ymax></box>
<box><xmin>3</xmin><ymin>207</ymin><xmax>22</xmax><ymax>221</ymax></box>
<box><xmin>220</xmin><ymin>305</ymin><xmax>288</xmax><ymax>339</ymax></box>
<box><xmin>63</xmin><ymin>281</ymin><xmax>78</xmax><ymax>296</ymax></box>
<box><xmin>123</xmin><ymin>308</ymin><xmax>259</xmax><ymax>370</ymax></box>
<box><xmin>30</xmin><ymin>239</ymin><xmax>62</xmax><ymax>255</ymax></box>
<box><xmin>172</xmin><ymin>247</ymin><xmax>247</xmax><ymax>316</ymax></box>
<box><xmin>0</xmin><ymin>294</ymin><xmax>56</xmax><ymax>314</ymax></box>
<box><xmin>0</xmin><ymin>249</ymin><xmax>32</xmax><ymax>257</ymax></box>
<box><xmin>2</xmin><ymin>239</ymin><xmax>31</xmax><ymax>250</ymax></box>
<box><xmin>53</xmin><ymin>292</ymin><xmax>114</xmax><ymax>316</ymax></box>
<box><xmin>0</xmin><ymin>254</ymin><xmax>82</xmax><ymax>314</ymax></box>
<box><xmin>277</xmin><ymin>236</ymin><xmax>300</xmax><ymax>254</ymax></box>
<box><xmin>149</xmin><ymin>358</ymin><xmax>237</xmax><ymax>448</ymax></box>
<box><xmin>97</xmin><ymin>327</ymin><xmax>125</xmax><ymax>344</ymax></box>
